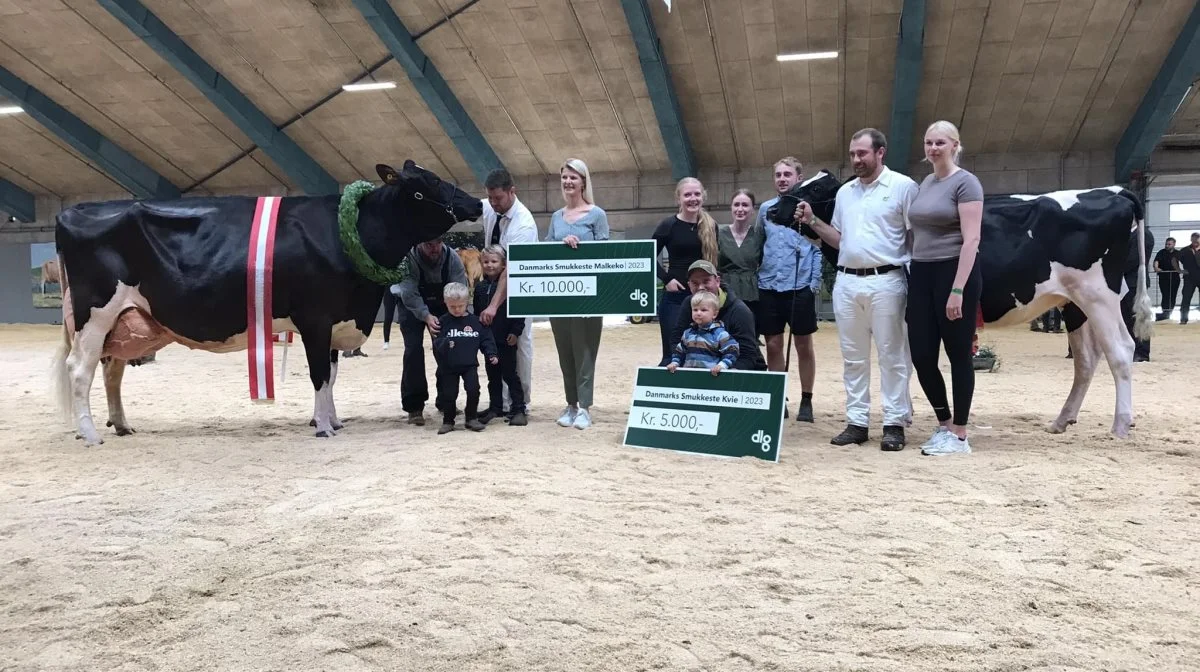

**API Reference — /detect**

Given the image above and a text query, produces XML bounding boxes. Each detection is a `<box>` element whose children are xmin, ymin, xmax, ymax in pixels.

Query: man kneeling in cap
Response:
<box><xmin>665</xmin><ymin>260</ymin><xmax>766</xmax><ymax>371</ymax></box>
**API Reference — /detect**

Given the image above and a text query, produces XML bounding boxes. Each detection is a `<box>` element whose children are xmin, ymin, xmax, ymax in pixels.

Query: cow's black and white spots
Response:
<box><xmin>51</xmin><ymin>161</ymin><xmax>483</xmax><ymax>446</ymax></box>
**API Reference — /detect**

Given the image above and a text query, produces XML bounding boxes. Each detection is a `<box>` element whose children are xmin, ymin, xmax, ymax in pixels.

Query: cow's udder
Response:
<box><xmin>104</xmin><ymin>308</ymin><xmax>172</xmax><ymax>360</ymax></box>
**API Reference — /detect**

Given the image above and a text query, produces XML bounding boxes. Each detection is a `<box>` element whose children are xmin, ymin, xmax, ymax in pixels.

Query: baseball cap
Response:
<box><xmin>687</xmin><ymin>260</ymin><xmax>718</xmax><ymax>276</ymax></box>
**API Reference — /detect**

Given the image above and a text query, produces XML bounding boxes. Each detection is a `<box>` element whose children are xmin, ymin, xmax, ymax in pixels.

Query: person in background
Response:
<box><xmin>653</xmin><ymin>177</ymin><xmax>719</xmax><ymax>365</ymax></box>
<box><xmin>666</xmin><ymin>291</ymin><xmax>739</xmax><ymax>375</ymax></box>
<box><xmin>473</xmin><ymin>245</ymin><xmax>527</xmax><ymax>426</ymax></box>
<box><xmin>756</xmin><ymin>157</ymin><xmax>822</xmax><ymax>422</ymax></box>
<box><xmin>432</xmin><ymin>282</ymin><xmax>497</xmax><ymax>435</ymax></box>
<box><xmin>717</xmin><ymin>189</ymin><xmax>765</xmax><ymax>328</ymax></box>
<box><xmin>905</xmin><ymin>120</ymin><xmax>984</xmax><ymax>457</ymax></box>
<box><xmin>545</xmin><ymin>158</ymin><xmax>609</xmax><ymax>430</ymax></box>
<box><xmin>393</xmin><ymin>237</ymin><xmax>469</xmax><ymax>426</ymax></box>
<box><xmin>478</xmin><ymin>168</ymin><xmax>538</xmax><ymax>413</ymax></box>
<box><xmin>1154</xmin><ymin>237</ymin><xmax>1180</xmax><ymax>321</ymax></box>
<box><xmin>800</xmin><ymin>127</ymin><xmax>918</xmax><ymax>451</ymax></box>
<box><xmin>1174</xmin><ymin>232</ymin><xmax>1199</xmax><ymax>324</ymax></box>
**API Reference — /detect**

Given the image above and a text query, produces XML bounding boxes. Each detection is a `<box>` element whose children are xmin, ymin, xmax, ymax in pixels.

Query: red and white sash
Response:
<box><xmin>247</xmin><ymin>196</ymin><xmax>281</xmax><ymax>402</ymax></box>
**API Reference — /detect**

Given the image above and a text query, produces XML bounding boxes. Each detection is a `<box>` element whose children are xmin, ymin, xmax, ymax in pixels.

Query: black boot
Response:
<box><xmin>831</xmin><ymin>424</ymin><xmax>869</xmax><ymax>446</ymax></box>
<box><xmin>795</xmin><ymin>393</ymin><xmax>814</xmax><ymax>423</ymax></box>
<box><xmin>880</xmin><ymin>425</ymin><xmax>906</xmax><ymax>451</ymax></box>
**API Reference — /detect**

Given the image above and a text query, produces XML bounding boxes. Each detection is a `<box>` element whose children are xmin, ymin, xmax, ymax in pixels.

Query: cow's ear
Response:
<box><xmin>376</xmin><ymin>163</ymin><xmax>402</xmax><ymax>185</ymax></box>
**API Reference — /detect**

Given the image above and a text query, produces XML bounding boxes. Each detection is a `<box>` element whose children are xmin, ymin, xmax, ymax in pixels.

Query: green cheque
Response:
<box><xmin>506</xmin><ymin>240</ymin><xmax>657</xmax><ymax>318</ymax></box>
<box><xmin>623</xmin><ymin>367</ymin><xmax>788</xmax><ymax>462</ymax></box>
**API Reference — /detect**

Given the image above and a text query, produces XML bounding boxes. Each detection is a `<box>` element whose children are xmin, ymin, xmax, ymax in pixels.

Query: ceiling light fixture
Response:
<box><xmin>0</xmin><ymin>105</ymin><xmax>23</xmax><ymax>115</ymax></box>
<box><xmin>342</xmin><ymin>81</ymin><xmax>397</xmax><ymax>92</ymax></box>
<box><xmin>776</xmin><ymin>51</ymin><xmax>839</xmax><ymax>62</ymax></box>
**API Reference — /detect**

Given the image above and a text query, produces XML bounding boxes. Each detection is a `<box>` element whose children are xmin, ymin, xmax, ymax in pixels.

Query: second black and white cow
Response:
<box><xmin>775</xmin><ymin>172</ymin><xmax>1153</xmax><ymax>438</ymax></box>
<box><xmin>52</xmin><ymin>160</ymin><xmax>483</xmax><ymax>445</ymax></box>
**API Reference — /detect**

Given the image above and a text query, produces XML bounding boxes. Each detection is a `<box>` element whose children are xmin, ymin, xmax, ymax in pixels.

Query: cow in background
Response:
<box><xmin>52</xmin><ymin>160</ymin><xmax>482</xmax><ymax>445</ymax></box>
<box><xmin>457</xmin><ymin>247</ymin><xmax>483</xmax><ymax>292</ymax></box>
<box><xmin>774</xmin><ymin>174</ymin><xmax>1153</xmax><ymax>438</ymax></box>
<box><xmin>40</xmin><ymin>258</ymin><xmax>61</xmax><ymax>294</ymax></box>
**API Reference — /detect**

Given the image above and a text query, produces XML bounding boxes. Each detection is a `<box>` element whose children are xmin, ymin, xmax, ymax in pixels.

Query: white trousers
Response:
<box><xmin>832</xmin><ymin>270</ymin><xmax>913</xmax><ymax>427</ymax></box>
<box><xmin>503</xmin><ymin>326</ymin><xmax>534</xmax><ymax>411</ymax></box>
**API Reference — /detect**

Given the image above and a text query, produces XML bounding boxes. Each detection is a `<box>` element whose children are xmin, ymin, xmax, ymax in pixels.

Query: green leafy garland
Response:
<box><xmin>337</xmin><ymin>181</ymin><xmax>486</xmax><ymax>285</ymax></box>
<box><xmin>338</xmin><ymin>179</ymin><xmax>410</xmax><ymax>285</ymax></box>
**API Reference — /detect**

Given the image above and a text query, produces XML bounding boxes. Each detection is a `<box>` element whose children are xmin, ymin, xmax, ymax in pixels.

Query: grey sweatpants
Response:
<box><xmin>549</xmin><ymin>316</ymin><xmax>603</xmax><ymax>409</ymax></box>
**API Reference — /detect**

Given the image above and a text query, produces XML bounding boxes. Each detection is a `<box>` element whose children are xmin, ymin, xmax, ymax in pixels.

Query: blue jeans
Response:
<box><xmin>658</xmin><ymin>289</ymin><xmax>690</xmax><ymax>365</ymax></box>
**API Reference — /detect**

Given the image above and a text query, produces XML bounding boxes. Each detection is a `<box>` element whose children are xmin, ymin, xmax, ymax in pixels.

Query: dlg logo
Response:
<box><xmin>630</xmin><ymin>288</ymin><xmax>648</xmax><ymax>307</ymax></box>
<box><xmin>751</xmin><ymin>429</ymin><xmax>771</xmax><ymax>452</ymax></box>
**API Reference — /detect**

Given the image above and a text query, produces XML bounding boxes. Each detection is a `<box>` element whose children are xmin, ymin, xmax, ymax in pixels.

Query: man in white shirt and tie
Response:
<box><xmin>479</xmin><ymin>168</ymin><xmax>538</xmax><ymax>414</ymax></box>
<box><xmin>798</xmin><ymin>128</ymin><xmax>917</xmax><ymax>451</ymax></box>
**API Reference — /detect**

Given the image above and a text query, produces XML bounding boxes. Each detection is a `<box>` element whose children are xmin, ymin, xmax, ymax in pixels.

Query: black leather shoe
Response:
<box><xmin>830</xmin><ymin>424</ymin><xmax>869</xmax><ymax>446</ymax></box>
<box><xmin>881</xmin><ymin>425</ymin><xmax>906</xmax><ymax>451</ymax></box>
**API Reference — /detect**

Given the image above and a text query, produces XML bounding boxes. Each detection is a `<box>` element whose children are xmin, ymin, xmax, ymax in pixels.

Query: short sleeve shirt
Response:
<box><xmin>908</xmin><ymin>169</ymin><xmax>984</xmax><ymax>262</ymax></box>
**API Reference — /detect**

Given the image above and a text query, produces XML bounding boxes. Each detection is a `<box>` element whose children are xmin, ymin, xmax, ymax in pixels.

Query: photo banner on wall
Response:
<box><xmin>30</xmin><ymin>242</ymin><xmax>61</xmax><ymax>309</ymax></box>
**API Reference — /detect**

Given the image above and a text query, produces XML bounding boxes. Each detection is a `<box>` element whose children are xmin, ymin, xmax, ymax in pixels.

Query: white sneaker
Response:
<box><xmin>921</xmin><ymin>426</ymin><xmax>950</xmax><ymax>450</ymax></box>
<box><xmin>922</xmin><ymin>433</ymin><xmax>971</xmax><ymax>456</ymax></box>
<box><xmin>382</xmin><ymin>341</ymin><xmax>390</xmax><ymax>351</ymax></box>
<box><xmin>556</xmin><ymin>406</ymin><xmax>578</xmax><ymax>427</ymax></box>
<box><xmin>573</xmin><ymin>408</ymin><xmax>591</xmax><ymax>430</ymax></box>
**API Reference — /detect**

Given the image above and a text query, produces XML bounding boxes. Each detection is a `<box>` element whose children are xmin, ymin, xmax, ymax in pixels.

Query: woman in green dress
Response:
<box><xmin>717</xmin><ymin>189</ymin><xmax>765</xmax><ymax>330</ymax></box>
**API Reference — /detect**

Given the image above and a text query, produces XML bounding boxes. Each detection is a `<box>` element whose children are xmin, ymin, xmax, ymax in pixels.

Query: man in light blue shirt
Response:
<box><xmin>755</xmin><ymin>156</ymin><xmax>823</xmax><ymax>422</ymax></box>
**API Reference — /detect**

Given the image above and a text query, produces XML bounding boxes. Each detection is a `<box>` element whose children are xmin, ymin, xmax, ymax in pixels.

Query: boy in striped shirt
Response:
<box><xmin>666</xmin><ymin>291</ymin><xmax>739</xmax><ymax>375</ymax></box>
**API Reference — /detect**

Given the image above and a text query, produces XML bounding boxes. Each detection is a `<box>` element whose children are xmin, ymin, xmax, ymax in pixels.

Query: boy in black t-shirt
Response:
<box><xmin>433</xmin><ymin>282</ymin><xmax>498</xmax><ymax>434</ymax></box>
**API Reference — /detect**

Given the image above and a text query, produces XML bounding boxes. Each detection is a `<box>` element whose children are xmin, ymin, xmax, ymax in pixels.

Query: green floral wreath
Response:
<box><xmin>338</xmin><ymin>179</ymin><xmax>410</xmax><ymax>285</ymax></box>
<box><xmin>337</xmin><ymin>181</ymin><xmax>486</xmax><ymax>285</ymax></box>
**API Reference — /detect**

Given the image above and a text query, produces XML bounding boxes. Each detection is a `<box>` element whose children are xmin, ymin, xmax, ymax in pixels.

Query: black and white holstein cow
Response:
<box><xmin>52</xmin><ymin>161</ymin><xmax>482</xmax><ymax>446</ymax></box>
<box><xmin>775</xmin><ymin>172</ymin><xmax>1154</xmax><ymax>438</ymax></box>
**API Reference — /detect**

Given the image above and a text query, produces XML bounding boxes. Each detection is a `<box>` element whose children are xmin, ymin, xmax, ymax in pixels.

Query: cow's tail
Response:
<box><xmin>51</xmin><ymin>254</ymin><xmax>74</xmax><ymax>424</ymax></box>
<box><xmin>1133</xmin><ymin>211</ymin><xmax>1154</xmax><ymax>342</ymax></box>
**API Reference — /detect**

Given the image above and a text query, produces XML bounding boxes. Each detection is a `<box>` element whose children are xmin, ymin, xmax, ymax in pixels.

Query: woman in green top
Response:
<box><xmin>717</xmin><ymin>189</ymin><xmax>765</xmax><ymax>328</ymax></box>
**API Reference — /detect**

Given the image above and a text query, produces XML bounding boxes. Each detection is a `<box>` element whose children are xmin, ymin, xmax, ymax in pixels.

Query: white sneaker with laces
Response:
<box><xmin>573</xmin><ymin>408</ymin><xmax>592</xmax><ymax>430</ymax></box>
<box><xmin>922</xmin><ymin>433</ymin><xmax>971</xmax><ymax>456</ymax></box>
<box><xmin>921</xmin><ymin>426</ymin><xmax>950</xmax><ymax>450</ymax></box>
<box><xmin>382</xmin><ymin>341</ymin><xmax>390</xmax><ymax>351</ymax></box>
<box><xmin>557</xmin><ymin>406</ymin><xmax>578</xmax><ymax>427</ymax></box>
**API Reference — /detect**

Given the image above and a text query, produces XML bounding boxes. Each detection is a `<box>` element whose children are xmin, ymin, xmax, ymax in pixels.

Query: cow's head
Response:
<box><xmin>375</xmin><ymin>160</ymin><xmax>484</xmax><ymax>236</ymax></box>
<box><xmin>765</xmin><ymin>170</ymin><xmax>844</xmax><ymax>234</ymax></box>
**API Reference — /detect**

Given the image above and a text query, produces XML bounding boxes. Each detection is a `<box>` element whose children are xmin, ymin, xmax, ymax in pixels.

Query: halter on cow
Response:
<box><xmin>52</xmin><ymin>160</ymin><xmax>483</xmax><ymax>446</ymax></box>
<box><xmin>774</xmin><ymin>171</ymin><xmax>1154</xmax><ymax>438</ymax></box>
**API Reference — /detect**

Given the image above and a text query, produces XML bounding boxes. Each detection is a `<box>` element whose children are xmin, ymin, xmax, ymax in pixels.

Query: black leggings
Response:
<box><xmin>906</xmin><ymin>258</ymin><xmax>981</xmax><ymax>426</ymax></box>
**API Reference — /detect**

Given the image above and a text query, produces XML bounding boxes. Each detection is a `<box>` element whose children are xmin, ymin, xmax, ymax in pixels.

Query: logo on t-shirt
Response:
<box><xmin>446</xmin><ymin>328</ymin><xmax>479</xmax><ymax>339</ymax></box>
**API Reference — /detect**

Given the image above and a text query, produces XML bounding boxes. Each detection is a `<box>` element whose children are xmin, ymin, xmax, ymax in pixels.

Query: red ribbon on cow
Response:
<box><xmin>247</xmin><ymin>196</ymin><xmax>282</xmax><ymax>402</ymax></box>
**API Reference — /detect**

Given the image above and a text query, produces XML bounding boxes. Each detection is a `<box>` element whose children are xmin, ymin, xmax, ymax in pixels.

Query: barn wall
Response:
<box><xmin>0</xmin><ymin>243</ymin><xmax>59</xmax><ymax>325</ymax></box>
<box><xmin>5</xmin><ymin>149</ymin><xmax>1200</xmax><ymax>246</ymax></box>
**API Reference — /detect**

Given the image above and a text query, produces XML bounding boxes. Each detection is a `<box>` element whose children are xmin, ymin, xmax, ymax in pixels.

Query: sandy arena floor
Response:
<box><xmin>1</xmin><ymin>319</ymin><xmax>1198</xmax><ymax>671</ymax></box>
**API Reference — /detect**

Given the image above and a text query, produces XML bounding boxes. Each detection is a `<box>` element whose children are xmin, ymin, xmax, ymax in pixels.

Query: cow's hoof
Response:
<box><xmin>309</xmin><ymin>418</ymin><xmax>316</xmax><ymax>427</ymax></box>
<box><xmin>1047</xmin><ymin>418</ymin><xmax>1075</xmax><ymax>434</ymax></box>
<box><xmin>314</xmin><ymin>429</ymin><xmax>336</xmax><ymax>438</ymax></box>
<box><xmin>113</xmin><ymin>426</ymin><xmax>135</xmax><ymax>437</ymax></box>
<box><xmin>1112</xmin><ymin>415</ymin><xmax>1133</xmax><ymax>438</ymax></box>
<box><xmin>331</xmin><ymin>420</ymin><xmax>344</xmax><ymax>431</ymax></box>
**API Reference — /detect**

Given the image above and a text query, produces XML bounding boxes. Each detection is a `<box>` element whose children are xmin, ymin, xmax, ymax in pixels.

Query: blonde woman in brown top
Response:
<box><xmin>906</xmin><ymin>120</ymin><xmax>984</xmax><ymax>456</ymax></box>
